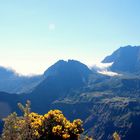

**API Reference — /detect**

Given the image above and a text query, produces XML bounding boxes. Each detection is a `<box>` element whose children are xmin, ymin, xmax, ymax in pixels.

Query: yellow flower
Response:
<box><xmin>62</xmin><ymin>133</ymin><xmax>70</xmax><ymax>139</ymax></box>
<box><xmin>52</xmin><ymin>125</ymin><xmax>62</xmax><ymax>135</ymax></box>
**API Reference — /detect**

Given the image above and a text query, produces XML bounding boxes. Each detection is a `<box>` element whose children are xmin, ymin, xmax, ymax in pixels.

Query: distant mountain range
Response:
<box><xmin>0</xmin><ymin>66</ymin><xmax>42</xmax><ymax>94</ymax></box>
<box><xmin>0</xmin><ymin>45</ymin><xmax>140</xmax><ymax>140</ymax></box>
<box><xmin>1</xmin><ymin>45</ymin><xmax>140</xmax><ymax>94</ymax></box>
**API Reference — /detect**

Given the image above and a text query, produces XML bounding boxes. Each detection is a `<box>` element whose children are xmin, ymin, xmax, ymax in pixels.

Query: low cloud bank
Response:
<box><xmin>92</xmin><ymin>62</ymin><xmax>120</xmax><ymax>76</ymax></box>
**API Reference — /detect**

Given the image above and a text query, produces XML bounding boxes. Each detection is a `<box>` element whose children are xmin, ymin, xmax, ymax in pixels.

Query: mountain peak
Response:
<box><xmin>32</xmin><ymin>60</ymin><xmax>93</xmax><ymax>95</ymax></box>
<box><xmin>102</xmin><ymin>45</ymin><xmax>140</xmax><ymax>73</ymax></box>
<box><xmin>44</xmin><ymin>59</ymin><xmax>92</xmax><ymax>78</ymax></box>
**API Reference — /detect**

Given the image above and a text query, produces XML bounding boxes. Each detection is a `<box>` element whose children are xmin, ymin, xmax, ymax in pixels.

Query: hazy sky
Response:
<box><xmin>0</xmin><ymin>0</ymin><xmax>140</xmax><ymax>75</ymax></box>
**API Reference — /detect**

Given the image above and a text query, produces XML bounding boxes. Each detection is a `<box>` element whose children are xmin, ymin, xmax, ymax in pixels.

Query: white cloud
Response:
<box><xmin>92</xmin><ymin>62</ymin><xmax>113</xmax><ymax>71</ymax></box>
<box><xmin>92</xmin><ymin>62</ymin><xmax>121</xmax><ymax>76</ymax></box>
<box><xmin>98</xmin><ymin>70</ymin><xmax>120</xmax><ymax>76</ymax></box>
<box><xmin>48</xmin><ymin>23</ymin><xmax>56</xmax><ymax>31</ymax></box>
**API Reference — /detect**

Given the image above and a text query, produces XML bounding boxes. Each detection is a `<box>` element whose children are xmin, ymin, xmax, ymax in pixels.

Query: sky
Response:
<box><xmin>0</xmin><ymin>0</ymin><xmax>140</xmax><ymax>75</ymax></box>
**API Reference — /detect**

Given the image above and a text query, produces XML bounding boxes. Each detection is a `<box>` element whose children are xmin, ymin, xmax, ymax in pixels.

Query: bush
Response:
<box><xmin>1</xmin><ymin>101</ymin><xmax>90</xmax><ymax>140</ymax></box>
<box><xmin>0</xmin><ymin>101</ymin><xmax>120</xmax><ymax>140</ymax></box>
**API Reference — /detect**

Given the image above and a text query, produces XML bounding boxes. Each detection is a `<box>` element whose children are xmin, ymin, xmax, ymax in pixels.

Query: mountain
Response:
<box><xmin>28</xmin><ymin>60</ymin><xmax>93</xmax><ymax>114</ymax></box>
<box><xmin>44</xmin><ymin>60</ymin><xmax>93</xmax><ymax>88</ymax></box>
<box><xmin>102</xmin><ymin>45</ymin><xmax>140</xmax><ymax>74</ymax></box>
<box><xmin>0</xmin><ymin>66</ymin><xmax>42</xmax><ymax>94</ymax></box>
<box><xmin>0</xmin><ymin>59</ymin><xmax>93</xmax><ymax>131</ymax></box>
<box><xmin>0</xmin><ymin>58</ymin><xmax>140</xmax><ymax>139</ymax></box>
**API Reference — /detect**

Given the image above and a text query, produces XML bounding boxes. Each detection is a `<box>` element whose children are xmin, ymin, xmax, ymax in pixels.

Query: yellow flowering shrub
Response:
<box><xmin>113</xmin><ymin>132</ymin><xmax>121</xmax><ymax>140</ymax></box>
<box><xmin>42</xmin><ymin>110</ymin><xmax>84</xmax><ymax>140</ymax></box>
<box><xmin>1</xmin><ymin>101</ymin><xmax>89</xmax><ymax>140</ymax></box>
<box><xmin>0</xmin><ymin>101</ymin><xmax>122</xmax><ymax>140</ymax></box>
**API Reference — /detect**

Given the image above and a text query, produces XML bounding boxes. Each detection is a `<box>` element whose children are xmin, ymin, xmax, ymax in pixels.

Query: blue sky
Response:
<box><xmin>0</xmin><ymin>0</ymin><xmax>140</xmax><ymax>75</ymax></box>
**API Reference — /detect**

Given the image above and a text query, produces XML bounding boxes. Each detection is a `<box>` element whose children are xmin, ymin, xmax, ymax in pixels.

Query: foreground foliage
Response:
<box><xmin>1</xmin><ymin>101</ymin><xmax>91</xmax><ymax>140</ymax></box>
<box><xmin>0</xmin><ymin>101</ymin><xmax>120</xmax><ymax>140</ymax></box>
